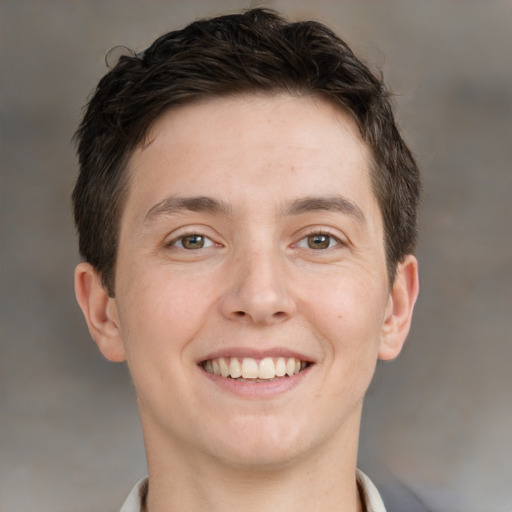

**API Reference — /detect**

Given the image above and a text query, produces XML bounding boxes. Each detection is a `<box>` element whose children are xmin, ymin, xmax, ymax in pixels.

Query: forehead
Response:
<box><xmin>144</xmin><ymin>93</ymin><xmax>365</xmax><ymax>152</ymax></box>
<box><xmin>124</xmin><ymin>93</ymin><xmax>376</xmax><ymax>220</ymax></box>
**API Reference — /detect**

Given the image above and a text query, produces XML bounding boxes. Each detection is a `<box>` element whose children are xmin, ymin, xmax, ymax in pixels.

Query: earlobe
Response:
<box><xmin>74</xmin><ymin>262</ymin><xmax>126</xmax><ymax>362</ymax></box>
<box><xmin>379</xmin><ymin>255</ymin><xmax>419</xmax><ymax>361</ymax></box>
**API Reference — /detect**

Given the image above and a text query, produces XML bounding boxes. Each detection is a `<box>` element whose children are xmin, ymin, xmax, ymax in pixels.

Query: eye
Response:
<box><xmin>296</xmin><ymin>232</ymin><xmax>341</xmax><ymax>250</ymax></box>
<box><xmin>171</xmin><ymin>234</ymin><xmax>215</xmax><ymax>250</ymax></box>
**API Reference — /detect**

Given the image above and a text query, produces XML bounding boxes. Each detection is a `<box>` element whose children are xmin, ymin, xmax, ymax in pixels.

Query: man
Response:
<box><xmin>73</xmin><ymin>9</ymin><xmax>420</xmax><ymax>512</ymax></box>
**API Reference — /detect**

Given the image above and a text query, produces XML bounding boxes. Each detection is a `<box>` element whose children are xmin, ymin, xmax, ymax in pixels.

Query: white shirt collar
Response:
<box><xmin>119</xmin><ymin>476</ymin><xmax>148</xmax><ymax>512</ymax></box>
<box><xmin>120</xmin><ymin>470</ymin><xmax>386</xmax><ymax>512</ymax></box>
<box><xmin>357</xmin><ymin>469</ymin><xmax>387</xmax><ymax>512</ymax></box>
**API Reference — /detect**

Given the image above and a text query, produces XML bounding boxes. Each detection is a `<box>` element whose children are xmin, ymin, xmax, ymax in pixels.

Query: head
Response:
<box><xmin>73</xmin><ymin>8</ymin><xmax>420</xmax><ymax>297</ymax></box>
<box><xmin>73</xmin><ymin>9</ymin><xmax>420</xmax><ymax>474</ymax></box>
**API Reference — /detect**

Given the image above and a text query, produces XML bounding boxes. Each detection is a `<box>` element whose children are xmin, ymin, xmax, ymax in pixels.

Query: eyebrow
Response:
<box><xmin>282</xmin><ymin>196</ymin><xmax>366</xmax><ymax>224</ymax></box>
<box><xmin>144</xmin><ymin>194</ymin><xmax>366</xmax><ymax>225</ymax></box>
<box><xmin>144</xmin><ymin>195</ymin><xmax>233</xmax><ymax>223</ymax></box>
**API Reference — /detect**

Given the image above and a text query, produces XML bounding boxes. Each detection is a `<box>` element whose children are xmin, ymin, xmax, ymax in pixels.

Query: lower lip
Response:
<box><xmin>201</xmin><ymin>365</ymin><xmax>312</xmax><ymax>399</ymax></box>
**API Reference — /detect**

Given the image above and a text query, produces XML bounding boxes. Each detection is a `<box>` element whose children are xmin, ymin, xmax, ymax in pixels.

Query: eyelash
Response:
<box><xmin>166</xmin><ymin>233</ymin><xmax>217</xmax><ymax>250</ymax></box>
<box><xmin>165</xmin><ymin>230</ymin><xmax>344</xmax><ymax>252</ymax></box>
<box><xmin>295</xmin><ymin>230</ymin><xmax>343</xmax><ymax>250</ymax></box>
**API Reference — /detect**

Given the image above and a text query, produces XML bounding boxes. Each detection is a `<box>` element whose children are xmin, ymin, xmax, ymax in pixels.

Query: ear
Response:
<box><xmin>379</xmin><ymin>255</ymin><xmax>419</xmax><ymax>361</ymax></box>
<box><xmin>74</xmin><ymin>262</ymin><xmax>126</xmax><ymax>362</ymax></box>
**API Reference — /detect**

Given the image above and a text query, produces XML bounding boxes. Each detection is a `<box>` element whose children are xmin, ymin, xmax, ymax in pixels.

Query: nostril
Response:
<box><xmin>235</xmin><ymin>311</ymin><xmax>246</xmax><ymax>317</ymax></box>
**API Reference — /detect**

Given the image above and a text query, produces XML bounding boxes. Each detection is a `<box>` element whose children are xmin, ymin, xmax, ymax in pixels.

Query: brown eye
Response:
<box><xmin>295</xmin><ymin>232</ymin><xmax>341</xmax><ymax>250</ymax></box>
<box><xmin>172</xmin><ymin>234</ymin><xmax>214</xmax><ymax>250</ymax></box>
<box><xmin>307</xmin><ymin>234</ymin><xmax>331</xmax><ymax>249</ymax></box>
<box><xmin>182</xmin><ymin>235</ymin><xmax>205</xmax><ymax>249</ymax></box>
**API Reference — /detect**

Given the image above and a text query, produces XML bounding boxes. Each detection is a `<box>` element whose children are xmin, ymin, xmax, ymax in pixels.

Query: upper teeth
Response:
<box><xmin>203</xmin><ymin>357</ymin><xmax>306</xmax><ymax>380</ymax></box>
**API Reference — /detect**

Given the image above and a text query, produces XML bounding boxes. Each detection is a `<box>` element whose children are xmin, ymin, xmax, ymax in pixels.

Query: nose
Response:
<box><xmin>219</xmin><ymin>248</ymin><xmax>297</xmax><ymax>326</ymax></box>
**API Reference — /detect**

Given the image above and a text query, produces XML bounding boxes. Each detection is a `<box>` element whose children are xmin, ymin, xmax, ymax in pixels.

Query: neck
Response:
<box><xmin>142</xmin><ymin>417</ymin><xmax>363</xmax><ymax>512</ymax></box>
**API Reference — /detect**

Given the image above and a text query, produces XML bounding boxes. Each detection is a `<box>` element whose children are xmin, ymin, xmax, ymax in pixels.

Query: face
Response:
<box><xmin>77</xmin><ymin>94</ymin><xmax>418</xmax><ymax>471</ymax></box>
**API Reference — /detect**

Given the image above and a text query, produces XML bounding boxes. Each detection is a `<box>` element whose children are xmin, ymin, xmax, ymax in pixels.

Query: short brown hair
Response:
<box><xmin>73</xmin><ymin>8</ymin><xmax>420</xmax><ymax>295</ymax></box>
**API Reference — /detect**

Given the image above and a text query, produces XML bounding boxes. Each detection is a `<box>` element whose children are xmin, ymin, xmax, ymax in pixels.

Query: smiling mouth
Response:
<box><xmin>201</xmin><ymin>356</ymin><xmax>309</xmax><ymax>381</ymax></box>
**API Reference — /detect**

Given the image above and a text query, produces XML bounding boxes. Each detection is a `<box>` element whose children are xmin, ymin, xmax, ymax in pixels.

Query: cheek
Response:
<box><xmin>311</xmin><ymin>271</ymin><xmax>386</xmax><ymax>331</ymax></box>
<box><xmin>116</xmin><ymin>268</ymin><xmax>215</xmax><ymax>364</ymax></box>
<box><xmin>114</xmin><ymin>271</ymin><xmax>216</xmax><ymax>421</ymax></box>
<box><xmin>306</xmin><ymin>274</ymin><xmax>387</xmax><ymax>374</ymax></box>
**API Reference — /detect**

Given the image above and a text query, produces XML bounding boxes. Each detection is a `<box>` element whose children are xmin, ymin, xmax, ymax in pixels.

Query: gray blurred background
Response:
<box><xmin>1</xmin><ymin>1</ymin><xmax>511</xmax><ymax>511</ymax></box>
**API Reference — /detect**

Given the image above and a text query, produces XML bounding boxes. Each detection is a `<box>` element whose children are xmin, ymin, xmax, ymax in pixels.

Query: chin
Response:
<box><xmin>214</xmin><ymin>443</ymin><xmax>304</xmax><ymax>471</ymax></box>
<box><xmin>205</xmin><ymin>415</ymin><xmax>313</xmax><ymax>469</ymax></box>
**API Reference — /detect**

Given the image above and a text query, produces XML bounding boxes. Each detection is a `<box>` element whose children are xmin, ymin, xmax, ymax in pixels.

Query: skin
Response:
<box><xmin>75</xmin><ymin>94</ymin><xmax>419</xmax><ymax>512</ymax></box>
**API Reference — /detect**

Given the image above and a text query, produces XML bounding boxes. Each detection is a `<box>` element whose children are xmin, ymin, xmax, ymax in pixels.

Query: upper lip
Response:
<box><xmin>199</xmin><ymin>347</ymin><xmax>314</xmax><ymax>363</ymax></box>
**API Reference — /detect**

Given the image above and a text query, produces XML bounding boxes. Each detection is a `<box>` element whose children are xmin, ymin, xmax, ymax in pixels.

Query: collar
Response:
<box><xmin>120</xmin><ymin>470</ymin><xmax>386</xmax><ymax>512</ymax></box>
<box><xmin>356</xmin><ymin>469</ymin><xmax>387</xmax><ymax>512</ymax></box>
